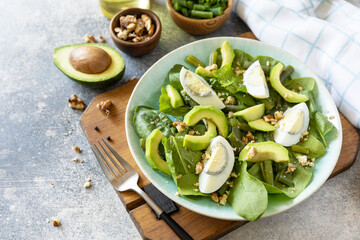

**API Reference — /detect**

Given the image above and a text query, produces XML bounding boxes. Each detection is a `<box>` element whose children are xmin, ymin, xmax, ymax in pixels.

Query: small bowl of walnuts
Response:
<box><xmin>110</xmin><ymin>8</ymin><xmax>162</xmax><ymax>57</ymax></box>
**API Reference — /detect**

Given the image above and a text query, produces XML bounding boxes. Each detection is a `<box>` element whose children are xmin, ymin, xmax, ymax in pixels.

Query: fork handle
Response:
<box><xmin>132</xmin><ymin>186</ymin><xmax>193</xmax><ymax>240</ymax></box>
<box><xmin>159</xmin><ymin>211</ymin><xmax>193</xmax><ymax>240</ymax></box>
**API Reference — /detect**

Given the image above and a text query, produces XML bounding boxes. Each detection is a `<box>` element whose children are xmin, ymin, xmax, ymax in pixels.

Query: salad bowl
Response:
<box><xmin>125</xmin><ymin>37</ymin><xmax>342</xmax><ymax>221</ymax></box>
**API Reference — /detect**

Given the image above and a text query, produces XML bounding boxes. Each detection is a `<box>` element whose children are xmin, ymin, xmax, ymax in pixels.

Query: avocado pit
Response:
<box><xmin>69</xmin><ymin>45</ymin><xmax>112</xmax><ymax>74</ymax></box>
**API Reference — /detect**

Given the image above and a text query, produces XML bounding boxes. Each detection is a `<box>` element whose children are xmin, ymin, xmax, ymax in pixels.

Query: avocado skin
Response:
<box><xmin>145</xmin><ymin>129</ymin><xmax>171</xmax><ymax>176</ymax></box>
<box><xmin>53</xmin><ymin>43</ymin><xmax>125</xmax><ymax>89</ymax></box>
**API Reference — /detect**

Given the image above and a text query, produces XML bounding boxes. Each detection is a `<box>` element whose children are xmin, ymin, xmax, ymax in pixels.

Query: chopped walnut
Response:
<box><xmin>135</xmin><ymin>19</ymin><xmax>145</xmax><ymax>35</ymax></box>
<box><xmin>219</xmin><ymin>194</ymin><xmax>228</xmax><ymax>205</ymax></box>
<box><xmin>298</xmin><ymin>86</ymin><xmax>303</xmax><ymax>91</ymax></box>
<box><xmin>205</xmin><ymin>64</ymin><xmax>218</xmax><ymax>72</ymax></box>
<box><xmin>116</xmin><ymin>28</ymin><xmax>128</xmax><ymax>40</ymax></box>
<box><xmin>72</xmin><ymin>146</ymin><xmax>81</xmax><ymax>153</ymax></box>
<box><xmin>68</xmin><ymin>94</ymin><xmax>85</xmax><ymax>110</ymax></box>
<box><xmin>97</xmin><ymin>100</ymin><xmax>112</xmax><ymax>115</ymax></box>
<box><xmin>285</xmin><ymin>163</ymin><xmax>297</xmax><ymax>173</ymax></box>
<box><xmin>188</xmin><ymin>130</ymin><xmax>196</xmax><ymax>135</ymax></box>
<box><xmin>226</xmin><ymin>181</ymin><xmax>234</xmax><ymax>188</ymax></box>
<box><xmin>120</xmin><ymin>15</ymin><xmax>137</xmax><ymax>28</ymax></box>
<box><xmin>274</xmin><ymin>111</ymin><xmax>284</xmax><ymax>120</ymax></box>
<box><xmin>172</xmin><ymin>121</ymin><xmax>186</xmax><ymax>132</ymax></box>
<box><xmin>98</xmin><ymin>35</ymin><xmax>106</xmax><ymax>43</ymax></box>
<box><xmin>242</xmin><ymin>136</ymin><xmax>248</xmax><ymax>145</ymax></box>
<box><xmin>247</xmin><ymin>146</ymin><xmax>257</xmax><ymax>159</ymax></box>
<box><xmin>246</xmin><ymin>131</ymin><xmax>254</xmax><ymax>141</ymax></box>
<box><xmin>263</xmin><ymin>115</ymin><xmax>275</xmax><ymax>122</ymax></box>
<box><xmin>211</xmin><ymin>193</ymin><xmax>219</xmax><ymax>203</ymax></box>
<box><xmin>115</xmin><ymin>14</ymin><xmax>154</xmax><ymax>43</ymax></box>
<box><xmin>83</xmin><ymin>34</ymin><xmax>96</xmax><ymax>43</ymax></box>
<box><xmin>176</xmin><ymin>174</ymin><xmax>183</xmax><ymax>179</ymax></box>
<box><xmin>296</xmin><ymin>155</ymin><xmax>308</xmax><ymax>166</ymax></box>
<box><xmin>234</xmin><ymin>68</ymin><xmax>246</xmax><ymax>75</ymax></box>
<box><xmin>301</xmin><ymin>130</ymin><xmax>309</xmax><ymax>137</ymax></box>
<box><xmin>230</xmin><ymin>172</ymin><xmax>238</xmax><ymax>178</ymax></box>
<box><xmin>193</xmin><ymin>182</ymin><xmax>199</xmax><ymax>187</ymax></box>
<box><xmin>195</xmin><ymin>161</ymin><xmax>204</xmax><ymax>174</ymax></box>
<box><xmin>228</xmin><ymin>111</ymin><xmax>234</xmax><ymax>118</ymax></box>
<box><xmin>224</xmin><ymin>96</ymin><xmax>236</xmax><ymax>105</ymax></box>
<box><xmin>53</xmin><ymin>219</ymin><xmax>61</xmax><ymax>227</ymax></box>
<box><xmin>84</xmin><ymin>181</ymin><xmax>91</xmax><ymax>188</ymax></box>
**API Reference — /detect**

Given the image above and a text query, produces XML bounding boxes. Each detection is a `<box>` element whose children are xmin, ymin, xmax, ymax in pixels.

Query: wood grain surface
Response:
<box><xmin>79</xmin><ymin>32</ymin><xmax>360</xmax><ymax>240</ymax></box>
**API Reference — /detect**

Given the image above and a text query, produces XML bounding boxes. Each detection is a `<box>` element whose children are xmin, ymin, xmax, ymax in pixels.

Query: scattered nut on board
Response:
<box><xmin>83</xmin><ymin>34</ymin><xmax>97</xmax><ymax>43</ymax></box>
<box><xmin>114</xmin><ymin>14</ymin><xmax>154</xmax><ymax>43</ymax></box>
<box><xmin>53</xmin><ymin>219</ymin><xmax>61</xmax><ymax>227</ymax></box>
<box><xmin>68</xmin><ymin>94</ymin><xmax>85</xmax><ymax>110</ymax></box>
<box><xmin>72</xmin><ymin>146</ymin><xmax>81</xmax><ymax>153</ymax></box>
<box><xmin>97</xmin><ymin>100</ymin><xmax>112</xmax><ymax>115</ymax></box>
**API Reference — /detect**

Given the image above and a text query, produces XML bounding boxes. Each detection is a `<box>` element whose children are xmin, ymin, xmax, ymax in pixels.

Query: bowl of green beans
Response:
<box><xmin>167</xmin><ymin>0</ymin><xmax>233</xmax><ymax>35</ymax></box>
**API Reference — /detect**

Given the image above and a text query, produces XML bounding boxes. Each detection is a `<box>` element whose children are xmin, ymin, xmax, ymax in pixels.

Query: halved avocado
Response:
<box><xmin>53</xmin><ymin>43</ymin><xmax>125</xmax><ymax>88</ymax></box>
<box><xmin>183</xmin><ymin>105</ymin><xmax>228</xmax><ymax>137</ymax></box>
<box><xmin>183</xmin><ymin>120</ymin><xmax>217</xmax><ymax>150</ymax></box>
<box><xmin>239</xmin><ymin>142</ymin><xmax>289</xmax><ymax>162</ymax></box>
<box><xmin>248</xmin><ymin>119</ymin><xmax>276</xmax><ymax>132</ymax></box>
<box><xmin>270</xmin><ymin>63</ymin><xmax>308</xmax><ymax>103</ymax></box>
<box><xmin>145</xmin><ymin>129</ymin><xmax>171</xmax><ymax>176</ymax></box>
<box><xmin>233</xmin><ymin>103</ymin><xmax>265</xmax><ymax>122</ymax></box>
<box><xmin>220</xmin><ymin>41</ymin><xmax>235</xmax><ymax>68</ymax></box>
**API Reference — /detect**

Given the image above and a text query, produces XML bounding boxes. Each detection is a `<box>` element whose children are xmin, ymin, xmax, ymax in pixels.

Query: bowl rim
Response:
<box><xmin>166</xmin><ymin>0</ymin><xmax>234</xmax><ymax>23</ymax></box>
<box><xmin>109</xmin><ymin>8</ymin><xmax>161</xmax><ymax>47</ymax></box>
<box><xmin>125</xmin><ymin>36</ymin><xmax>343</xmax><ymax>221</ymax></box>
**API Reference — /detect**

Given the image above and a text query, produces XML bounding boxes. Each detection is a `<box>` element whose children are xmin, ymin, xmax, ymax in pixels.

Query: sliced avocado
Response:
<box><xmin>270</xmin><ymin>63</ymin><xmax>308</xmax><ymax>103</ymax></box>
<box><xmin>248</xmin><ymin>119</ymin><xmax>276</xmax><ymax>132</ymax></box>
<box><xmin>239</xmin><ymin>142</ymin><xmax>289</xmax><ymax>163</ymax></box>
<box><xmin>165</xmin><ymin>85</ymin><xmax>184</xmax><ymax>108</ymax></box>
<box><xmin>183</xmin><ymin>120</ymin><xmax>217</xmax><ymax>150</ymax></box>
<box><xmin>183</xmin><ymin>105</ymin><xmax>228</xmax><ymax>137</ymax></box>
<box><xmin>53</xmin><ymin>43</ymin><xmax>125</xmax><ymax>88</ymax></box>
<box><xmin>145</xmin><ymin>129</ymin><xmax>171</xmax><ymax>176</ymax></box>
<box><xmin>220</xmin><ymin>41</ymin><xmax>235</xmax><ymax>68</ymax></box>
<box><xmin>233</xmin><ymin>103</ymin><xmax>265</xmax><ymax>122</ymax></box>
<box><xmin>195</xmin><ymin>66</ymin><xmax>214</xmax><ymax>78</ymax></box>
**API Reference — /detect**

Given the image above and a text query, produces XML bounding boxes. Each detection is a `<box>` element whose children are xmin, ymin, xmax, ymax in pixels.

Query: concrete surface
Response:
<box><xmin>0</xmin><ymin>0</ymin><xmax>359</xmax><ymax>239</ymax></box>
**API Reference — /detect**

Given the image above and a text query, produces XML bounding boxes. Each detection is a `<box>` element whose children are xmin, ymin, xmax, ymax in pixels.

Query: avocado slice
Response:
<box><xmin>195</xmin><ymin>66</ymin><xmax>214</xmax><ymax>78</ymax></box>
<box><xmin>270</xmin><ymin>63</ymin><xmax>308</xmax><ymax>103</ymax></box>
<box><xmin>248</xmin><ymin>119</ymin><xmax>276</xmax><ymax>132</ymax></box>
<box><xmin>239</xmin><ymin>142</ymin><xmax>289</xmax><ymax>162</ymax></box>
<box><xmin>220</xmin><ymin>41</ymin><xmax>235</xmax><ymax>68</ymax></box>
<box><xmin>145</xmin><ymin>129</ymin><xmax>171</xmax><ymax>176</ymax></box>
<box><xmin>53</xmin><ymin>43</ymin><xmax>125</xmax><ymax>88</ymax></box>
<box><xmin>183</xmin><ymin>105</ymin><xmax>228</xmax><ymax>137</ymax></box>
<box><xmin>233</xmin><ymin>103</ymin><xmax>265</xmax><ymax>122</ymax></box>
<box><xmin>165</xmin><ymin>85</ymin><xmax>184</xmax><ymax>108</ymax></box>
<box><xmin>183</xmin><ymin>120</ymin><xmax>217</xmax><ymax>150</ymax></box>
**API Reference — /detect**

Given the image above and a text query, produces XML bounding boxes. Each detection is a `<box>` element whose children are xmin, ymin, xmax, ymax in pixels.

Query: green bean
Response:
<box><xmin>291</xmin><ymin>145</ymin><xmax>310</xmax><ymax>155</ymax></box>
<box><xmin>186</xmin><ymin>54</ymin><xmax>206</xmax><ymax>67</ymax></box>
<box><xmin>186</xmin><ymin>0</ymin><xmax>194</xmax><ymax>9</ymax></box>
<box><xmin>204</xmin><ymin>2</ymin><xmax>212</xmax><ymax>9</ymax></box>
<box><xmin>173</xmin><ymin>2</ymin><xmax>181</xmax><ymax>11</ymax></box>
<box><xmin>280</xmin><ymin>65</ymin><xmax>295</xmax><ymax>82</ymax></box>
<box><xmin>198</xmin><ymin>0</ymin><xmax>205</xmax><ymax>4</ymax></box>
<box><xmin>261</xmin><ymin>160</ymin><xmax>274</xmax><ymax>185</ymax></box>
<box><xmin>209</xmin><ymin>7</ymin><xmax>222</xmax><ymax>16</ymax></box>
<box><xmin>255</xmin><ymin>132</ymin><xmax>265</xmax><ymax>142</ymax></box>
<box><xmin>140</xmin><ymin>138</ymin><xmax>146</xmax><ymax>151</ymax></box>
<box><xmin>190</xmin><ymin>10</ymin><xmax>213</xmax><ymax>19</ymax></box>
<box><xmin>248</xmin><ymin>162</ymin><xmax>262</xmax><ymax>177</ymax></box>
<box><xmin>172</xmin><ymin>0</ymin><xmax>188</xmax><ymax>7</ymax></box>
<box><xmin>193</xmin><ymin>4</ymin><xmax>206</xmax><ymax>11</ymax></box>
<box><xmin>278</xmin><ymin>174</ymin><xmax>295</xmax><ymax>187</ymax></box>
<box><xmin>209</xmin><ymin>51</ymin><xmax>217</xmax><ymax>65</ymax></box>
<box><xmin>181</xmin><ymin>7</ymin><xmax>189</xmax><ymax>17</ymax></box>
<box><xmin>228</xmin><ymin>118</ymin><xmax>253</xmax><ymax>131</ymax></box>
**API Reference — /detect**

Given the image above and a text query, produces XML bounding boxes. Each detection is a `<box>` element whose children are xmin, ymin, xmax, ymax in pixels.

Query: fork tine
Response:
<box><xmin>101</xmin><ymin>137</ymin><xmax>133</xmax><ymax>171</ymax></box>
<box><xmin>94</xmin><ymin>143</ymin><xmax>122</xmax><ymax>179</ymax></box>
<box><xmin>91</xmin><ymin>145</ymin><xmax>118</xmax><ymax>181</ymax></box>
<box><xmin>98</xmin><ymin>140</ymin><xmax>125</xmax><ymax>175</ymax></box>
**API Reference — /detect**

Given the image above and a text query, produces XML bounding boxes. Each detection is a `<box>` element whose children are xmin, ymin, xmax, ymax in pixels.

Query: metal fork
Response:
<box><xmin>91</xmin><ymin>138</ymin><xmax>193</xmax><ymax>240</ymax></box>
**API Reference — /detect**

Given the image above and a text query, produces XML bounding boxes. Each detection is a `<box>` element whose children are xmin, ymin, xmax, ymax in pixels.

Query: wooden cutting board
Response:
<box><xmin>80</xmin><ymin>32</ymin><xmax>360</xmax><ymax>240</ymax></box>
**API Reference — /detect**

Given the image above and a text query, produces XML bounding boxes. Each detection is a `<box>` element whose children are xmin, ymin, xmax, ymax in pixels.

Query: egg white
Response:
<box><xmin>179</xmin><ymin>67</ymin><xmax>225</xmax><ymax>109</ymax></box>
<box><xmin>199</xmin><ymin>136</ymin><xmax>235</xmax><ymax>194</ymax></box>
<box><xmin>243</xmin><ymin>60</ymin><xmax>269</xmax><ymax>99</ymax></box>
<box><xmin>274</xmin><ymin>102</ymin><xmax>310</xmax><ymax>147</ymax></box>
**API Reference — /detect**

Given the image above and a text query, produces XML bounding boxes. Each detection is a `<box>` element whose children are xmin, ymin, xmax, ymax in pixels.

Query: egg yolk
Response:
<box><xmin>185</xmin><ymin>72</ymin><xmax>211</xmax><ymax>96</ymax></box>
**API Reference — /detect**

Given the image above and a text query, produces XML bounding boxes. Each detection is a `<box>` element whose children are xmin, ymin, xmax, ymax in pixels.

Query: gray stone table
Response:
<box><xmin>0</xmin><ymin>0</ymin><xmax>359</xmax><ymax>239</ymax></box>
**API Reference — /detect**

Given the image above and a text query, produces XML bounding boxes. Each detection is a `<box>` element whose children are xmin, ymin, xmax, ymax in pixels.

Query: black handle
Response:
<box><xmin>159</xmin><ymin>212</ymin><xmax>193</xmax><ymax>240</ymax></box>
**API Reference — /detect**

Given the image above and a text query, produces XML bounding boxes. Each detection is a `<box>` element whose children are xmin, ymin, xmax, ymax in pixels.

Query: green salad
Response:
<box><xmin>133</xmin><ymin>41</ymin><xmax>336</xmax><ymax>221</ymax></box>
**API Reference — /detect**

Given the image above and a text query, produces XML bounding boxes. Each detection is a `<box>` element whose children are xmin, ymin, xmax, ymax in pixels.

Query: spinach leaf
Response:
<box><xmin>167</xmin><ymin>64</ymin><xmax>185</xmax><ymax>91</ymax></box>
<box><xmin>162</xmin><ymin>136</ymin><xmax>204</xmax><ymax>196</ymax></box>
<box><xmin>314</xmin><ymin>112</ymin><xmax>336</xmax><ymax>148</ymax></box>
<box><xmin>301</xmin><ymin>90</ymin><xmax>317</xmax><ymax>116</ymax></box>
<box><xmin>228</xmin><ymin>161</ymin><xmax>268</xmax><ymax>221</ymax></box>
<box><xmin>283</xmin><ymin>77</ymin><xmax>317</xmax><ymax>92</ymax></box>
<box><xmin>159</xmin><ymin>88</ymin><xmax>192</xmax><ymax>116</ymax></box>
<box><xmin>295</xmin><ymin>134</ymin><xmax>326</xmax><ymax>158</ymax></box>
<box><xmin>232</xmin><ymin>49</ymin><xmax>254</xmax><ymax>69</ymax></box>
<box><xmin>212</xmin><ymin>65</ymin><xmax>247</xmax><ymax>93</ymax></box>
<box><xmin>259</xmin><ymin>87</ymin><xmax>280</xmax><ymax>113</ymax></box>
<box><xmin>133</xmin><ymin>106</ymin><xmax>176</xmax><ymax>139</ymax></box>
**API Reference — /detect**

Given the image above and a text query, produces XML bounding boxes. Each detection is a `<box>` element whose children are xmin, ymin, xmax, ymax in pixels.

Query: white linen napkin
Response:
<box><xmin>235</xmin><ymin>0</ymin><xmax>360</xmax><ymax>128</ymax></box>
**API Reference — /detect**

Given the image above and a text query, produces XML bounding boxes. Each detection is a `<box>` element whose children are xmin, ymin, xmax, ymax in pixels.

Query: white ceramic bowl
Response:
<box><xmin>125</xmin><ymin>37</ymin><xmax>342</xmax><ymax>221</ymax></box>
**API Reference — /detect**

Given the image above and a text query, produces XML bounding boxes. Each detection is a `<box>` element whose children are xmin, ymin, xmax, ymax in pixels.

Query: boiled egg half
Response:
<box><xmin>199</xmin><ymin>136</ymin><xmax>235</xmax><ymax>194</ymax></box>
<box><xmin>243</xmin><ymin>60</ymin><xmax>269</xmax><ymax>99</ymax></box>
<box><xmin>180</xmin><ymin>67</ymin><xmax>225</xmax><ymax>109</ymax></box>
<box><xmin>274</xmin><ymin>102</ymin><xmax>310</xmax><ymax>147</ymax></box>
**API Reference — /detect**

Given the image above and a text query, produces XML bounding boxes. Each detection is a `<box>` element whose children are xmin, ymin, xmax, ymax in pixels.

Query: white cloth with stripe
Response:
<box><xmin>235</xmin><ymin>0</ymin><xmax>360</xmax><ymax>127</ymax></box>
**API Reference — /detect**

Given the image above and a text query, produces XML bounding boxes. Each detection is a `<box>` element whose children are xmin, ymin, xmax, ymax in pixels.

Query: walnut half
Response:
<box><xmin>68</xmin><ymin>94</ymin><xmax>85</xmax><ymax>110</ymax></box>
